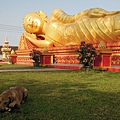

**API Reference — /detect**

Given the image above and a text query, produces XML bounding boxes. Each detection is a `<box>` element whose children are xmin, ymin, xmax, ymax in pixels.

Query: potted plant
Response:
<box><xmin>76</xmin><ymin>41</ymin><xmax>98</xmax><ymax>70</ymax></box>
<box><xmin>30</xmin><ymin>49</ymin><xmax>42</xmax><ymax>67</ymax></box>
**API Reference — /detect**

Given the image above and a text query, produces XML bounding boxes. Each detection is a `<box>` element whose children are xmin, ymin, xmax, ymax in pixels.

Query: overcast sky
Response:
<box><xmin>0</xmin><ymin>0</ymin><xmax>120</xmax><ymax>46</ymax></box>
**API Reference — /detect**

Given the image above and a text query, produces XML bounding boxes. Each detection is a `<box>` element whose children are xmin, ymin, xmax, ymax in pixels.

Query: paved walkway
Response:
<box><xmin>0</xmin><ymin>68</ymin><xmax>70</xmax><ymax>72</ymax></box>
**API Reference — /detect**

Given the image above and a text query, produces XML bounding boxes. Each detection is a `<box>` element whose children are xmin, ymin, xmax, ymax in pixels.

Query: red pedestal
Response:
<box><xmin>9</xmin><ymin>54</ymin><xmax>17</xmax><ymax>64</ymax></box>
<box><xmin>40</xmin><ymin>54</ymin><xmax>53</xmax><ymax>65</ymax></box>
<box><xmin>94</xmin><ymin>50</ymin><xmax>112</xmax><ymax>69</ymax></box>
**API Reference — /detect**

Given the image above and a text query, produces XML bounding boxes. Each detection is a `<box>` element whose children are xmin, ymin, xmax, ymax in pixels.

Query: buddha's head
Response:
<box><xmin>23</xmin><ymin>11</ymin><xmax>47</xmax><ymax>35</ymax></box>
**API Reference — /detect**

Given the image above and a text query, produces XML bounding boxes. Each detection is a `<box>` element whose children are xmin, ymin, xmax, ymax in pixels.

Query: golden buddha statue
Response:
<box><xmin>18</xmin><ymin>8</ymin><xmax>120</xmax><ymax>49</ymax></box>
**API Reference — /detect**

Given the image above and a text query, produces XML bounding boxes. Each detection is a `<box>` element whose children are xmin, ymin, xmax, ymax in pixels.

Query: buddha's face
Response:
<box><xmin>23</xmin><ymin>13</ymin><xmax>44</xmax><ymax>34</ymax></box>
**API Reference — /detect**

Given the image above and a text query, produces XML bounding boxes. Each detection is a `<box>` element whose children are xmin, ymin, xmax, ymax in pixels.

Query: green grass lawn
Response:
<box><xmin>0</xmin><ymin>64</ymin><xmax>120</xmax><ymax>120</ymax></box>
<box><xmin>0</xmin><ymin>64</ymin><xmax>46</xmax><ymax>70</ymax></box>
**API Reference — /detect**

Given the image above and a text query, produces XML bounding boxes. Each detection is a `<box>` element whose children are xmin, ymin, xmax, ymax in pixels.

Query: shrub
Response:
<box><xmin>76</xmin><ymin>41</ymin><xmax>98</xmax><ymax>68</ymax></box>
<box><xmin>30</xmin><ymin>49</ymin><xmax>42</xmax><ymax>66</ymax></box>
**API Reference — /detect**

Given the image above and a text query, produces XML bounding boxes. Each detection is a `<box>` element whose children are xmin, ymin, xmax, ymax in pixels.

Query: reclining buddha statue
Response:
<box><xmin>18</xmin><ymin>8</ymin><xmax>120</xmax><ymax>49</ymax></box>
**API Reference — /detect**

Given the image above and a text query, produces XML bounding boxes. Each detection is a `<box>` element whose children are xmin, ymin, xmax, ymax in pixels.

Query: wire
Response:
<box><xmin>0</xmin><ymin>24</ymin><xmax>25</xmax><ymax>33</ymax></box>
<box><xmin>0</xmin><ymin>24</ymin><xmax>23</xmax><ymax>28</ymax></box>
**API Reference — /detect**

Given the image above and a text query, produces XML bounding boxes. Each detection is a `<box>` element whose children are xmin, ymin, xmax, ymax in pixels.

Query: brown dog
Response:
<box><xmin>0</xmin><ymin>86</ymin><xmax>28</xmax><ymax>112</ymax></box>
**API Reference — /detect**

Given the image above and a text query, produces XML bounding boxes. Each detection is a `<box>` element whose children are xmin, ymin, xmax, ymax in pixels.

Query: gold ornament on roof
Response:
<box><xmin>98</xmin><ymin>41</ymin><xmax>107</xmax><ymax>49</ymax></box>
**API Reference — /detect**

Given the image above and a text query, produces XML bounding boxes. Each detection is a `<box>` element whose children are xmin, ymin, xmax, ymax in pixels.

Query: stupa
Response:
<box><xmin>1</xmin><ymin>36</ymin><xmax>11</xmax><ymax>61</ymax></box>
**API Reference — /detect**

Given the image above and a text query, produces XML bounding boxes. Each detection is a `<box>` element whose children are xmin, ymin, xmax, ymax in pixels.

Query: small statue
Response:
<box><xmin>18</xmin><ymin>8</ymin><xmax>120</xmax><ymax>49</ymax></box>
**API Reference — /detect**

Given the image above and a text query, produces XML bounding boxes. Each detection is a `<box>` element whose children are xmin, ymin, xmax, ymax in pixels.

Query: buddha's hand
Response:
<box><xmin>23</xmin><ymin>32</ymin><xmax>37</xmax><ymax>40</ymax></box>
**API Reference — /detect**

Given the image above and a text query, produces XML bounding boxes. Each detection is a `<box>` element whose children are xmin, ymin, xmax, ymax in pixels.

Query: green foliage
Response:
<box><xmin>0</xmin><ymin>70</ymin><xmax>120</xmax><ymax>119</ymax></box>
<box><xmin>76</xmin><ymin>41</ymin><xmax>98</xmax><ymax>68</ymax></box>
<box><xmin>30</xmin><ymin>49</ymin><xmax>42</xmax><ymax>63</ymax></box>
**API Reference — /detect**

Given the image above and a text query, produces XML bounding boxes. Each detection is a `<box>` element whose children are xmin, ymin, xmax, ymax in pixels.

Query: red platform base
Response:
<box><xmin>107</xmin><ymin>66</ymin><xmax>120</xmax><ymax>72</ymax></box>
<box><xmin>47</xmin><ymin>64</ymin><xmax>83</xmax><ymax>70</ymax></box>
<box><xmin>15</xmin><ymin>42</ymin><xmax>120</xmax><ymax>72</ymax></box>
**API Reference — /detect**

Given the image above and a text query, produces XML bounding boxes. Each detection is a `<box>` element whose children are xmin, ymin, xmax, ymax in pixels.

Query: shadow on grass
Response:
<box><xmin>0</xmin><ymin>71</ymin><xmax>120</xmax><ymax>120</ymax></box>
<box><xmin>33</xmin><ymin>82</ymin><xmax>120</xmax><ymax>120</ymax></box>
<box><xmin>0</xmin><ymin>83</ymin><xmax>117</xmax><ymax>120</ymax></box>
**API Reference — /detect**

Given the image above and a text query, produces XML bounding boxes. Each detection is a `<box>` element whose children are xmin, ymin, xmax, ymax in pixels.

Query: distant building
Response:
<box><xmin>1</xmin><ymin>36</ymin><xmax>11</xmax><ymax>59</ymax></box>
